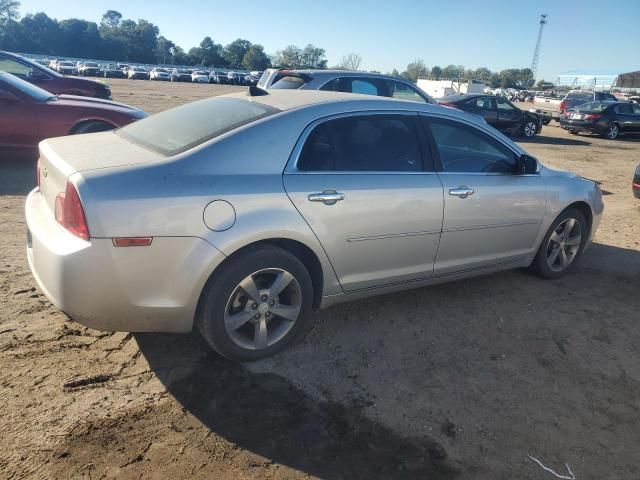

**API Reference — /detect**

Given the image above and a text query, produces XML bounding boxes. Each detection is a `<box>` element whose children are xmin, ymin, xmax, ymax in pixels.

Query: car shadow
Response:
<box><xmin>136</xmin><ymin>241</ymin><xmax>639</xmax><ymax>478</ymax></box>
<box><xmin>517</xmin><ymin>135</ymin><xmax>591</xmax><ymax>146</ymax></box>
<box><xmin>135</xmin><ymin>331</ymin><xmax>458</xmax><ymax>480</ymax></box>
<box><xmin>0</xmin><ymin>154</ymin><xmax>37</xmax><ymax>196</ymax></box>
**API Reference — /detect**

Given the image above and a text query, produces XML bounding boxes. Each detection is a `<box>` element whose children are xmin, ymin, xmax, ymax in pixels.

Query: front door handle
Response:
<box><xmin>449</xmin><ymin>186</ymin><xmax>474</xmax><ymax>199</ymax></box>
<box><xmin>308</xmin><ymin>190</ymin><xmax>345</xmax><ymax>205</ymax></box>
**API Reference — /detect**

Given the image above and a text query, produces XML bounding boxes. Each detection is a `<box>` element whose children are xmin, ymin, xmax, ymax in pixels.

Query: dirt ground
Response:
<box><xmin>1</xmin><ymin>79</ymin><xmax>639</xmax><ymax>479</ymax></box>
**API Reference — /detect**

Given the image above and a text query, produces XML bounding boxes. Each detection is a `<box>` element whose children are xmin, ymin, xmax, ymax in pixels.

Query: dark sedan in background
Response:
<box><xmin>101</xmin><ymin>63</ymin><xmax>125</xmax><ymax>78</ymax></box>
<box><xmin>78</xmin><ymin>61</ymin><xmax>100</xmax><ymax>77</ymax></box>
<box><xmin>439</xmin><ymin>93</ymin><xmax>542</xmax><ymax>137</ymax></box>
<box><xmin>0</xmin><ymin>51</ymin><xmax>112</xmax><ymax>99</ymax></box>
<box><xmin>560</xmin><ymin>101</ymin><xmax>640</xmax><ymax>140</ymax></box>
<box><xmin>633</xmin><ymin>164</ymin><xmax>640</xmax><ymax>199</ymax></box>
<box><xmin>0</xmin><ymin>71</ymin><xmax>146</xmax><ymax>156</ymax></box>
<box><xmin>171</xmin><ymin>68</ymin><xmax>192</xmax><ymax>82</ymax></box>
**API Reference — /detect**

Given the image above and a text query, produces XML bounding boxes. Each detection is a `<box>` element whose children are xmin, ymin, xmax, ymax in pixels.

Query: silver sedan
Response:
<box><xmin>26</xmin><ymin>90</ymin><xmax>603</xmax><ymax>361</ymax></box>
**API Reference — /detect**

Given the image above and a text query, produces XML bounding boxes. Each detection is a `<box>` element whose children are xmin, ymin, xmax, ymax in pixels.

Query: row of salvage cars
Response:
<box><xmin>0</xmin><ymin>56</ymin><xmax>635</xmax><ymax>360</ymax></box>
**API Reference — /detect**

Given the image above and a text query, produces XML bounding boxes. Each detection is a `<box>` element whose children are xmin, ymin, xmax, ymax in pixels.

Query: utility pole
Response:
<box><xmin>530</xmin><ymin>14</ymin><xmax>547</xmax><ymax>84</ymax></box>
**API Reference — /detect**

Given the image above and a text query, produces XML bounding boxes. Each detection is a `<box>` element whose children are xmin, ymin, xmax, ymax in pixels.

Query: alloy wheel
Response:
<box><xmin>546</xmin><ymin>218</ymin><xmax>582</xmax><ymax>272</ymax></box>
<box><xmin>224</xmin><ymin>268</ymin><xmax>302</xmax><ymax>350</ymax></box>
<box><xmin>607</xmin><ymin>124</ymin><xmax>619</xmax><ymax>140</ymax></box>
<box><xmin>524</xmin><ymin>121</ymin><xmax>536</xmax><ymax>137</ymax></box>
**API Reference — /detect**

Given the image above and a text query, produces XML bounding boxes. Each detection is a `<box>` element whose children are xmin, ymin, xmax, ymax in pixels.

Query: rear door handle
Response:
<box><xmin>308</xmin><ymin>190</ymin><xmax>345</xmax><ymax>205</ymax></box>
<box><xmin>449</xmin><ymin>186</ymin><xmax>474</xmax><ymax>199</ymax></box>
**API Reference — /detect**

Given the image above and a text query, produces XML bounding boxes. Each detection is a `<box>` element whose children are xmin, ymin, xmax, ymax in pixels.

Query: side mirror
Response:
<box><xmin>519</xmin><ymin>154</ymin><xmax>538</xmax><ymax>174</ymax></box>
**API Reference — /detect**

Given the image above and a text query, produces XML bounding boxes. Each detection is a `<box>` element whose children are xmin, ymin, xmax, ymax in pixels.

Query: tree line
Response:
<box><xmin>391</xmin><ymin>60</ymin><xmax>536</xmax><ymax>88</ymax></box>
<box><xmin>0</xmin><ymin>4</ymin><xmax>328</xmax><ymax>70</ymax></box>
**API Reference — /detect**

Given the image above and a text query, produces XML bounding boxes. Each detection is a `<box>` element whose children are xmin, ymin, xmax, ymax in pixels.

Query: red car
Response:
<box><xmin>0</xmin><ymin>51</ymin><xmax>112</xmax><ymax>99</ymax></box>
<box><xmin>0</xmin><ymin>71</ymin><xmax>146</xmax><ymax>155</ymax></box>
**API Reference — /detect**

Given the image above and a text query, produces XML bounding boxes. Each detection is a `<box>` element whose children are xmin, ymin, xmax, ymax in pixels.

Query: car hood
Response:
<box><xmin>52</xmin><ymin>95</ymin><xmax>146</xmax><ymax>116</ymax></box>
<box><xmin>540</xmin><ymin>164</ymin><xmax>591</xmax><ymax>182</ymax></box>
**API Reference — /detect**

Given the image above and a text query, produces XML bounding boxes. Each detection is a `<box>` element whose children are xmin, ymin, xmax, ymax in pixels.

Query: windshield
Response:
<box><xmin>59</xmin><ymin>62</ymin><xmax>74</xmax><ymax>67</ymax></box>
<box><xmin>566</xmin><ymin>92</ymin><xmax>592</xmax><ymax>102</ymax></box>
<box><xmin>0</xmin><ymin>71</ymin><xmax>55</xmax><ymax>102</ymax></box>
<box><xmin>178</xmin><ymin>69</ymin><xmax>190</xmax><ymax>74</ymax></box>
<box><xmin>155</xmin><ymin>68</ymin><xmax>167</xmax><ymax>73</ymax></box>
<box><xmin>85</xmin><ymin>62</ymin><xmax>98</xmax><ymax>67</ymax></box>
<box><xmin>193</xmin><ymin>71</ymin><xmax>205</xmax><ymax>75</ymax></box>
<box><xmin>117</xmin><ymin>97</ymin><xmax>280</xmax><ymax>156</ymax></box>
<box><xmin>574</xmin><ymin>101</ymin><xmax>610</xmax><ymax>112</ymax></box>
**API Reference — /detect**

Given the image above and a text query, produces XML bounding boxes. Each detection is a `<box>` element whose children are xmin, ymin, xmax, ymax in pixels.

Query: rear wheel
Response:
<box><xmin>71</xmin><ymin>121</ymin><xmax>116</xmax><ymax>135</ymax></box>
<box><xmin>197</xmin><ymin>246</ymin><xmax>313</xmax><ymax>361</ymax></box>
<box><xmin>531</xmin><ymin>209</ymin><xmax>588</xmax><ymax>279</ymax></box>
<box><xmin>542</xmin><ymin>118</ymin><xmax>551</xmax><ymax>125</ymax></box>
<box><xmin>604</xmin><ymin>123</ymin><xmax>619</xmax><ymax>140</ymax></box>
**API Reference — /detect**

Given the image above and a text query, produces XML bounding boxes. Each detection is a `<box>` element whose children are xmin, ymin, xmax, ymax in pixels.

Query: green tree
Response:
<box><xmin>300</xmin><ymin>44</ymin><xmax>327</xmax><ymax>69</ymax></box>
<box><xmin>223</xmin><ymin>38</ymin><xmax>251</xmax><ymax>69</ymax></box>
<box><xmin>390</xmin><ymin>68</ymin><xmax>400</xmax><ymax>77</ymax></box>
<box><xmin>431</xmin><ymin>66</ymin><xmax>442</xmax><ymax>79</ymax></box>
<box><xmin>242</xmin><ymin>44</ymin><xmax>270</xmax><ymax>70</ymax></box>
<box><xmin>272</xmin><ymin>45</ymin><xmax>302</xmax><ymax>68</ymax></box>
<box><xmin>0</xmin><ymin>0</ymin><xmax>20</xmax><ymax>22</ymax></box>
<box><xmin>338</xmin><ymin>52</ymin><xmax>362</xmax><ymax>70</ymax></box>
<box><xmin>99</xmin><ymin>10</ymin><xmax>122</xmax><ymax>31</ymax></box>
<box><xmin>404</xmin><ymin>59</ymin><xmax>428</xmax><ymax>83</ymax></box>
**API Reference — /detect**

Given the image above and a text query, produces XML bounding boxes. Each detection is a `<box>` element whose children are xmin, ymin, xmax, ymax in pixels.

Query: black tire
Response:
<box><xmin>197</xmin><ymin>246</ymin><xmax>313</xmax><ymax>362</ymax></box>
<box><xmin>542</xmin><ymin>118</ymin><xmax>551</xmax><ymax>125</ymax></box>
<box><xmin>71</xmin><ymin>121</ymin><xmax>116</xmax><ymax>135</ymax></box>
<box><xmin>604</xmin><ymin>123</ymin><xmax>620</xmax><ymax>140</ymax></box>
<box><xmin>531</xmin><ymin>208</ymin><xmax>588</xmax><ymax>280</ymax></box>
<box><xmin>569</xmin><ymin>130</ymin><xmax>579</xmax><ymax>135</ymax></box>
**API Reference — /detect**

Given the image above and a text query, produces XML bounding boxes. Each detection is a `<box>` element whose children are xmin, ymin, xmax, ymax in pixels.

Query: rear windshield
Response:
<box><xmin>117</xmin><ymin>97</ymin><xmax>280</xmax><ymax>156</ymax></box>
<box><xmin>566</xmin><ymin>92</ymin><xmax>592</xmax><ymax>101</ymax></box>
<box><xmin>575</xmin><ymin>101</ymin><xmax>608</xmax><ymax>112</ymax></box>
<box><xmin>271</xmin><ymin>75</ymin><xmax>309</xmax><ymax>90</ymax></box>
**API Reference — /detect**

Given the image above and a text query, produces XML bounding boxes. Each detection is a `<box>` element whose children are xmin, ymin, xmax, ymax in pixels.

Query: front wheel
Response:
<box><xmin>531</xmin><ymin>209</ymin><xmax>588</xmax><ymax>279</ymax></box>
<box><xmin>197</xmin><ymin>246</ymin><xmax>313</xmax><ymax>361</ymax></box>
<box><xmin>71</xmin><ymin>120</ymin><xmax>116</xmax><ymax>134</ymax></box>
<box><xmin>521</xmin><ymin>120</ymin><xmax>538</xmax><ymax>138</ymax></box>
<box><xmin>542</xmin><ymin>118</ymin><xmax>551</xmax><ymax>125</ymax></box>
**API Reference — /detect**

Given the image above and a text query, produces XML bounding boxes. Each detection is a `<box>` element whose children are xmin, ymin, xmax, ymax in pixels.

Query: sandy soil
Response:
<box><xmin>1</xmin><ymin>81</ymin><xmax>639</xmax><ymax>479</ymax></box>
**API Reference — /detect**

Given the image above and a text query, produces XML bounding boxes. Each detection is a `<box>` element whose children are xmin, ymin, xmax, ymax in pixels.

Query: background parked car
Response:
<box><xmin>249</xmin><ymin>71</ymin><xmax>263</xmax><ymax>85</ymax></box>
<box><xmin>0</xmin><ymin>71</ymin><xmax>145</xmax><ymax>155</ymax></box>
<box><xmin>101</xmin><ymin>63</ymin><xmax>125</xmax><ymax>78</ymax></box>
<box><xmin>258</xmin><ymin>69</ymin><xmax>436</xmax><ymax>104</ymax></box>
<box><xmin>439</xmin><ymin>93</ymin><xmax>542</xmax><ymax>137</ymax></box>
<box><xmin>209</xmin><ymin>70</ymin><xmax>228</xmax><ymax>84</ymax></box>
<box><xmin>191</xmin><ymin>70</ymin><xmax>209</xmax><ymax>83</ymax></box>
<box><xmin>560</xmin><ymin>101</ymin><xmax>640</xmax><ymax>140</ymax></box>
<box><xmin>171</xmin><ymin>68</ymin><xmax>192</xmax><ymax>82</ymax></box>
<box><xmin>0</xmin><ymin>51</ymin><xmax>112</xmax><ymax>99</ymax></box>
<box><xmin>150</xmin><ymin>67</ymin><xmax>171</xmax><ymax>81</ymax></box>
<box><xmin>633</xmin><ymin>164</ymin><xmax>640</xmax><ymax>199</ymax></box>
<box><xmin>78</xmin><ymin>61</ymin><xmax>100</xmax><ymax>77</ymax></box>
<box><xmin>55</xmin><ymin>61</ymin><xmax>77</xmax><ymax>75</ymax></box>
<box><xmin>128</xmin><ymin>66</ymin><xmax>149</xmax><ymax>80</ymax></box>
<box><xmin>532</xmin><ymin>89</ymin><xmax>618</xmax><ymax>124</ymax></box>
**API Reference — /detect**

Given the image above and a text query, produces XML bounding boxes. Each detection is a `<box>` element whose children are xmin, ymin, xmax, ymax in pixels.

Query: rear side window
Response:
<box><xmin>615</xmin><ymin>103</ymin><xmax>633</xmax><ymax>114</ymax></box>
<box><xmin>297</xmin><ymin>114</ymin><xmax>426</xmax><ymax>172</ymax></box>
<box><xmin>566</xmin><ymin>92</ymin><xmax>592</xmax><ymax>102</ymax></box>
<box><xmin>466</xmin><ymin>97</ymin><xmax>495</xmax><ymax>110</ymax></box>
<box><xmin>320</xmin><ymin>77</ymin><xmax>384</xmax><ymax>97</ymax></box>
<box><xmin>117</xmin><ymin>97</ymin><xmax>280</xmax><ymax>156</ymax></box>
<box><xmin>425</xmin><ymin>118</ymin><xmax>517</xmax><ymax>173</ymax></box>
<box><xmin>389</xmin><ymin>81</ymin><xmax>427</xmax><ymax>103</ymax></box>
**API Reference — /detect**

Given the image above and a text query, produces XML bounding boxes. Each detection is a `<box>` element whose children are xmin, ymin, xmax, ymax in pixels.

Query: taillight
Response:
<box><xmin>55</xmin><ymin>181</ymin><xmax>90</xmax><ymax>240</ymax></box>
<box><xmin>584</xmin><ymin>114</ymin><xmax>602</xmax><ymax>121</ymax></box>
<box><xmin>560</xmin><ymin>100</ymin><xmax>567</xmax><ymax>112</ymax></box>
<box><xmin>36</xmin><ymin>158</ymin><xmax>41</xmax><ymax>188</ymax></box>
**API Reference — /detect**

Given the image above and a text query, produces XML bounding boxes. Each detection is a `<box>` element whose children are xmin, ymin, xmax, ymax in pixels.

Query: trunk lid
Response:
<box><xmin>38</xmin><ymin>131</ymin><xmax>162</xmax><ymax>214</ymax></box>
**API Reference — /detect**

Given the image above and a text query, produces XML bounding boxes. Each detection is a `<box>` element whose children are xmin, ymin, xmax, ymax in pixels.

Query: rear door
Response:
<box><xmin>283</xmin><ymin>112</ymin><xmax>444</xmax><ymax>292</ymax></box>
<box><xmin>422</xmin><ymin>115</ymin><xmax>546</xmax><ymax>275</ymax></box>
<box><xmin>614</xmin><ymin>103</ymin><xmax>636</xmax><ymax>132</ymax></box>
<box><xmin>463</xmin><ymin>96</ymin><xmax>498</xmax><ymax>125</ymax></box>
<box><xmin>0</xmin><ymin>85</ymin><xmax>37</xmax><ymax>150</ymax></box>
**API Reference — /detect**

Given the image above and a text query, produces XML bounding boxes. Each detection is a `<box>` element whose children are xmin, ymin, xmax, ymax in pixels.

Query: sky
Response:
<box><xmin>17</xmin><ymin>0</ymin><xmax>640</xmax><ymax>81</ymax></box>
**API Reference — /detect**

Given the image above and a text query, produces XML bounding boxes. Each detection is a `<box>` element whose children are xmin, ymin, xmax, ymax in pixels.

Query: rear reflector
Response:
<box><xmin>112</xmin><ymin>237</ymin><xmax>153</xmax><ymax>247</ymax></box>
<box><xmin>585</xmin><ymin>114</ymin><xmax>602</xmax><ymax>121</ymax></box>
<box><xmin>55</xmin><ymin>181</ymin><xmax>90</xmax><ymax>240</ymax></box>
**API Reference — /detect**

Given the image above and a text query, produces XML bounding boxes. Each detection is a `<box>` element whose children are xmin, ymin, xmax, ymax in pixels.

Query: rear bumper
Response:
<box><xmin>529</xmin><ymin>108</ymin><xmax>560</xmax><ymax>119</ymax></box>
<box><xmin>559</xmin><ymin>119</ymin><xmax>604</xmax><ymax>134</ymax></box>
<box><xmin>25</xmin><ymin>189</ymin><xmax>226</xmax><ymax>333</ymax></box>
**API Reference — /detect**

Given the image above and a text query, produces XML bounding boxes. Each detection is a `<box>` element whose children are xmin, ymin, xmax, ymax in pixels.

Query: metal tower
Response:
<box><xmin>530</xmin><ymin>14</ymin><xmax>548</xmax><ymax>81</ymax></box>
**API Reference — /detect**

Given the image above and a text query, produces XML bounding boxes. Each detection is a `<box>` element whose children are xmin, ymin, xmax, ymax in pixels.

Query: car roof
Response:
<box><xmin>440</xmin><ymin>93</ymin><xmax>485</xmax><ymax>102</ymax></box>
<box><xmin>275</xmin><ymin>69</ymin><xmax>410</xmax><ymax>82</ymax></box>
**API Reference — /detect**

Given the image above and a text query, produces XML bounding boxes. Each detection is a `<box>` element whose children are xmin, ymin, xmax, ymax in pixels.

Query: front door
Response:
<box><xmin>421</xmin><ymin>115</ymin><xmax>546</xmax><ymax>275</ymax></box>
<box><xmin>284</xmin><ymin>113</ymin><xmax>444</xmax><ymax>292</ymax></box>
<box><xmin>496</xmin><ymin>97</ymin><xmax>523</xmax><ymax>133</ymax></box>
<box><xmin>0</xmin><ymin>87</ymin><xmax>36</xmax><ymax>150</ymax></box>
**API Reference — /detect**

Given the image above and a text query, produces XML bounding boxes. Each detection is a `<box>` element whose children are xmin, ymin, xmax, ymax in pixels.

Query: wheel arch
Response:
<box><xmin>200</xmin><ymin>238</ymin><xmax>326</xmax><ymax>311</ymax></box>
<box><xmin>563</xmin><ymin>201</ymin><xmax>593</xmax><ymax>237</ymax></box>
<box><xmin>70</xmin><ymin>118</ymin><xmax>117</xmax><ymax>134</ymax></box>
